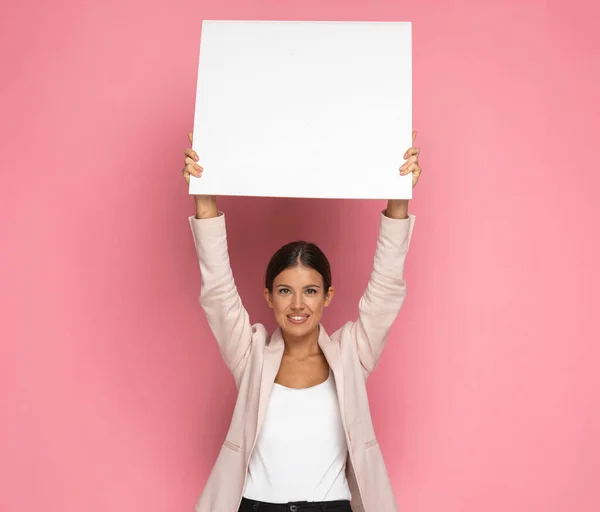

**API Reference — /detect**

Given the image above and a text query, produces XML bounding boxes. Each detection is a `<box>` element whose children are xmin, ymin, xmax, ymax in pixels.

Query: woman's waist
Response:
<box><xmin>239</xmin><ymin>497</ymin><xmax>352</xmax><ymax>512</ymax></box>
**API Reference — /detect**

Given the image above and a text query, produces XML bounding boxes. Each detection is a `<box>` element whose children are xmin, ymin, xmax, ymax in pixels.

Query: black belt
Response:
<box><xmin>239</xmin><ymin>497</ymin><xmax>352</xmax><ymax>512</ymax></box>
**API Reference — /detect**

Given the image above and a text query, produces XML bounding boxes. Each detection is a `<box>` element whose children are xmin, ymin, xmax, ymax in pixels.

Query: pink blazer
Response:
<box><xmin>189</xmin><ymin>211</ymin><xmax>416</xmax><ymax>512</ymax></box>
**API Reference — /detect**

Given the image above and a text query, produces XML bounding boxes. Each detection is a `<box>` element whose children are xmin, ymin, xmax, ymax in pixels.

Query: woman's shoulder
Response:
<box><xmin>249</xmin><ymin>322</ymin><xmax>274</xmax><ymax>350</ymax></box>
<box><xmin>330</xmin><ymin>321</ymin><xmax>355</xmax><ymax>339</ymax></box>
<box><xmin>323</xmin><ymin>322</ymin><xmax>357</xmax><ymax>352</ymax></box>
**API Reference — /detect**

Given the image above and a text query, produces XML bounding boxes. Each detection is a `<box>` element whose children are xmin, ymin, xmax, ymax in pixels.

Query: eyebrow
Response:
<box><xmin>276</xmin><ymin>284</ymin><xmax>321</xmax><ymax>289</ymax></box>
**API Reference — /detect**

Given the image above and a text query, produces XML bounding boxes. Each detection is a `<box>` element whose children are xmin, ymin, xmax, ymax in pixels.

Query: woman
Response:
<box><xmin>182</xmin><ymin>131</ymin><xmax>421</xmax><ymax>512</ymax></box>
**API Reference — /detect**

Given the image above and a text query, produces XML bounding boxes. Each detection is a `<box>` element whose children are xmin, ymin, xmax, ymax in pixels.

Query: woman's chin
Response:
<box><xmin>279</xmin><ymin>319</ymin><xmax>319</xmax><ymax>339</ymax></box>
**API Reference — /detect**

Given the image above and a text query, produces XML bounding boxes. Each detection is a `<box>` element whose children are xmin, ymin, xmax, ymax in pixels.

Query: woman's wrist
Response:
<box><xmin>194</xmin><ymin>195</ymin><xmax>218</xmax><ymax>219</ymax></box>
<box><xmin>385</xmin><ymin>199</ymin><xmax>409</xmax><ymax>219</ymax></box>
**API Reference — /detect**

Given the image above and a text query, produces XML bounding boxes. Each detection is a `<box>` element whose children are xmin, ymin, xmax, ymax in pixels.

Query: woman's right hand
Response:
<box><xmin>182</xmin><ymin>132</ymin><xmax>203</xmax><ymax>185</ymax></box>
<box><xmin>183</xmin><ymin>132</ymin><xmax>218</xmax><ymax>218</ymax></box>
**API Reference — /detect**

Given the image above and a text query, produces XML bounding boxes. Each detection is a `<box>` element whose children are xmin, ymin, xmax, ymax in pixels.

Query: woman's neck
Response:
<box><xmin>282</xmin><ymin>326</ymin><xmax>321</xmax><ymax>359</ymax></box>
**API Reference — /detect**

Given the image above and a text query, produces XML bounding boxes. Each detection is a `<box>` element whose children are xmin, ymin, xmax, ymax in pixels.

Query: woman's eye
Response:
<box><xmin>305</xmin><ymin>289</ymin><xmax>317</xmax><ymax>295</ymax></box>
<box><xmin>278</xmin><ymin>288</ymin><xmax>290</xmax><ymax>294</ymax></box>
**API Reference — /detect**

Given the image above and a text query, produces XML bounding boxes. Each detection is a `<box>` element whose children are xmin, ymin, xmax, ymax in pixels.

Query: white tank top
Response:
<box><xmin>243</xmin><ymin>371</ymin><xmax>352</xmax><ymax>503</ymax></box>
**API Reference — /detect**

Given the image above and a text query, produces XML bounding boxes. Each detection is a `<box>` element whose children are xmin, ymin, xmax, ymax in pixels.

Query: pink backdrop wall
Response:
<box><xmin>2</xmin><ymin>1</ymin><xmax>599</xmax><ymax>511</ymax></box>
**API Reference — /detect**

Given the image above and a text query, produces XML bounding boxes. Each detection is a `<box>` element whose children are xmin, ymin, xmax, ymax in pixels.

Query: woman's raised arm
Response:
<box><xmin>346</xmin><ymin>132</ymin><xmax>422</xmax><ymax>375</ymax></box>
<box><xmin>184</xmin><ymin>133</ymin><xmax>253</xmax><ymax>385</ymax></box>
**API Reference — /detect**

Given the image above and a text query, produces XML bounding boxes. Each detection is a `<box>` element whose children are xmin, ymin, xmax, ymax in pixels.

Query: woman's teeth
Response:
<box><xmin>288</xmin><ymin>315</ymin><xmax>309</xmax><ymax>323</ymax></box>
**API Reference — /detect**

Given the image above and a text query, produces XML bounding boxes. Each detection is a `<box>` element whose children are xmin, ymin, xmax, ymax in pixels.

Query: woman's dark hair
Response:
<box><xmin>265</xmin><ymin>241</ymin><xmax>332</xmax><ymax>293</ymax></box>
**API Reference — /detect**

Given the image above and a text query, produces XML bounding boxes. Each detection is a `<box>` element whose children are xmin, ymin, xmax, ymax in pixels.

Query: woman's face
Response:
<box><xmin>264</xmin><ymin>264</ymin><xmax>334</xmax><ymax>340</ymax></box>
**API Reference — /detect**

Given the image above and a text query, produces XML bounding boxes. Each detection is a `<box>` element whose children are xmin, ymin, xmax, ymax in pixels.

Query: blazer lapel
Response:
<box><xmin>317</xmin><ymin>326</ymin><xmax>347</xmax><ymax>428</ymax></box>
<box><xmin>256</xmin><ymin>328</ymin><xmax>284</xmax><ymax>434</ymax></box>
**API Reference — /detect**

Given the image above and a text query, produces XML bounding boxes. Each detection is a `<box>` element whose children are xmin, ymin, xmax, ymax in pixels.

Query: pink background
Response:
<box><xmin>1</xmin><ymin>1</ymin><xmax>599</xmax><ymax>511</ymax></box>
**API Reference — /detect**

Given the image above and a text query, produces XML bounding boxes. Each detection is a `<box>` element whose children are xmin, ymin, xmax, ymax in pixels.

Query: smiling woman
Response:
<box><xmin>264</xmin><ymin>241</ymin><xmax>335</xmax><ymax>350</ymax></box>
<box><xmin>183</xmin><ymin>131</ymin><xmax>420</xmax><ymax>512</ymax></box>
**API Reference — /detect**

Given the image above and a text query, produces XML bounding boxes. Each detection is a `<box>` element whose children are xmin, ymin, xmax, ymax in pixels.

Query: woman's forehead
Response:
<box><xmin>274</xmin><ymin>265</ymin><xmax>323</xmax><ymax>285</ymax></box>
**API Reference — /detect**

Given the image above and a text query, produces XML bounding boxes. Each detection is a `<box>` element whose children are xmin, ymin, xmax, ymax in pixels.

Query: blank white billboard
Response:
<box><xmin>190</xmin><ymin>20</ymin><xmax>412</xmax><ymax>199</ymax></box>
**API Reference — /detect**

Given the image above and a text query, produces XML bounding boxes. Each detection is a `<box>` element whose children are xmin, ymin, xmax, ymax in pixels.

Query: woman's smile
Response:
<box><xmin>286</xmin><ymin>314</ymin><xmax>310</xmax><ymax>324</ymax></box>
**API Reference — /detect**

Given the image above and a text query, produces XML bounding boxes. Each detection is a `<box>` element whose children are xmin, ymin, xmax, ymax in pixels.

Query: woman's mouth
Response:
<box><xmin>287</xmin><ymin>314</ymin><xmax>310</xmax><ymax>325</ymax></box>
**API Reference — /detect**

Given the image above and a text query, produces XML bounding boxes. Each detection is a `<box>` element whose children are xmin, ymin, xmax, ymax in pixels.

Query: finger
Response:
<box><xmin>410</xmin><ymin>164</ymin><xmax>422</xmax><ymax>178</ymax></box>
<box><xmin>412</xmin><ymin>166</ymin><xmax>422</xmax><ymax>187</ymax></box>
<box><xmin>184</xmin><ymin>164</ymin><xmax>202</xmax><ymax>178</ymax></box>
<box><xmin>188</xmin><ymin>132</ymin><xmax>193</xmax><ymax>144</ymax></box>
<box><xmin>400</xmin><ymin>161</ymin><xmax>421</xmax><ymax>176</ymax></box>
<box><xmin>403</xmin><ymin>146</ymin><xmax>420</xmax><ymax>159</ymax></box>
<box><xmin>399</xmin><ymin>155</ymin><xmax>419</xmax><ymax>173</ymax></box>
<box><xmin>185</xmin><ymin>157</ymin><xmax>203</xmax><ymax>173</ymax></box>
<box><xmin>184</xmin><ymin>156</ymin><xmax>203</xmax><ymax>168</ymax></box>
<box><xmin>184</xmin><ymin>148</ymin><xmax>199</xmax><ymax>161</ymax></box>
<box><xmin>412</xmin><ymin>130</ymin><xmax>417</xmax><ymax>143</ymax></box>
<box><xmin>184</xmin><ymin>159</ymin><xmax>203</xmax><ymax>176</ymax></box>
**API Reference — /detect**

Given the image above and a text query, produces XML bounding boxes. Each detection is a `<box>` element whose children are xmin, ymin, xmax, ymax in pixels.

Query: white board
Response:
<box><xmin>189</xmin><ymin>20</ymin><xmax>412</xmax><ymax>199</ymax></box>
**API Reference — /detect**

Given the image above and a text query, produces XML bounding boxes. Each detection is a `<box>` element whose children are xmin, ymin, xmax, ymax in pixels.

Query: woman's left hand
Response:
<box><xmin>399</xmin><ymin>131</ymin><xmax>422</xmax><ymax>188</ymax></box>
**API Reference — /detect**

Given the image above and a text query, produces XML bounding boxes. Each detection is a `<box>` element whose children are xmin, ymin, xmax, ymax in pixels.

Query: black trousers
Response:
<box><xmin>238</xmin><ymin>497</ymin><xmax>352</xmax><ymax>512</ymax></box>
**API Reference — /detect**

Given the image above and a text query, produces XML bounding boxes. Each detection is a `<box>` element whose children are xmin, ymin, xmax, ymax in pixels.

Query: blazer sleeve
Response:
<box><xmin>189</xmin><ymin>212</ymin><xmax>252</xmax><ymax>378</ymax></box>
<box><xmin>349</xmin><ymin>211</ymin><xmax>416</xmax><ymax>374</ymax></box>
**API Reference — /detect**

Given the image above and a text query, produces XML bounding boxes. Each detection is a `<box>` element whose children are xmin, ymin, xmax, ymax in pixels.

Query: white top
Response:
<box><xmin>243</xmin><ymin>371</ymin><xmax>352</xmax><ymax>503</ymax></box>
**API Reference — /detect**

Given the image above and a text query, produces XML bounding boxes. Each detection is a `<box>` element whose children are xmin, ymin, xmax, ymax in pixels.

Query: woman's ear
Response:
<box><xmin>324</xmin><ymin>286</ymin><xmax>335</xmax><ymax>307</ymax></box>
<box><xmin>264</xmin><ymin>288</ymin><xmax>274</xmax><ymax>308</ymax></box>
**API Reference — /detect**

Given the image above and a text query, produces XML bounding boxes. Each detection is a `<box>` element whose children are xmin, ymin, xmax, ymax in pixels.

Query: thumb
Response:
<box><xmin>412</xmin><ymin>130</ymin><xmax>417</xmax><ymax>144</ymax></box>
<box><xmin>188</xmin><ymin>132</ymin><xmax>193</xmax><ymax>145</ymax></box>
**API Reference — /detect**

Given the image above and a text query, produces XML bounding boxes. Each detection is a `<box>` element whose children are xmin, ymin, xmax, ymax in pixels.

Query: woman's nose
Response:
<box><xmin>291</xmin><ymin>294</ymin><xmax>305</xmax><ymax>309</ymax></box>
